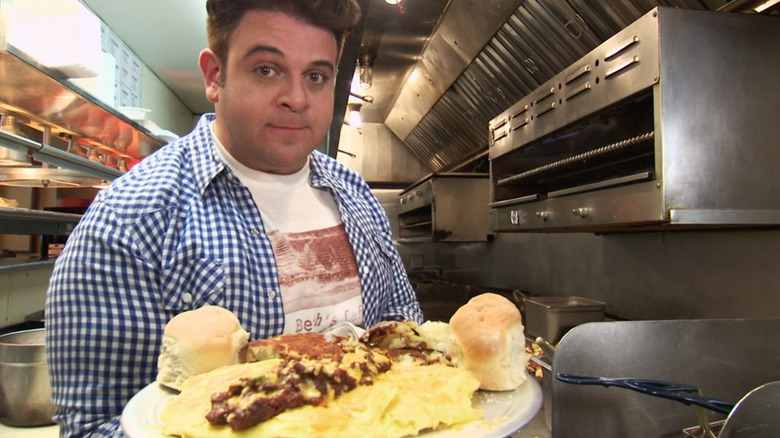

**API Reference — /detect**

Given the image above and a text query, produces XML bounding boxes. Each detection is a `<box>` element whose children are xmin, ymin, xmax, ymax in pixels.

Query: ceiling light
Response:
<box><xmin>347</xmin><ymin>103</ymin><xmax>362</xmax><ymax>128</ymax></box>
<box><xmin>385</xmin><ymin>0</ymin><xmax>402</xmax><ymax>4</ymax></box>
<box><xmin>755</xmin><ymin>0</ymin><xmax>780</xmax><ymax>12</ymax></box>
<box><xmin>358</xmin><ymin>54</ymin><xmax>375</xmax><ymax>90</ymax></box>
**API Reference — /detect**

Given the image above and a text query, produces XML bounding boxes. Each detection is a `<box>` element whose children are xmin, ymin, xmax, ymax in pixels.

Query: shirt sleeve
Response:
<box><xmin>45</xmin><ymin>199</ymin><xmax>167</xmax><ymax>438</ymax></box>
<box><xmin>338</xmin><ymin>170</ymin><xmax>424</xmax><ymax>327</ymax></box>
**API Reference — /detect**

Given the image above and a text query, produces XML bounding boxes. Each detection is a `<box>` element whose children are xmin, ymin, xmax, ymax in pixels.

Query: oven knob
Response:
<box><xmin>536</xmin><ymin>211</ymin><xmax>550</xmax><ymax>221</ymax></box>
<box><xmin>572</xmin><ymin>207</ymin><xmax>591</xmax><ymax>218</ymax></box>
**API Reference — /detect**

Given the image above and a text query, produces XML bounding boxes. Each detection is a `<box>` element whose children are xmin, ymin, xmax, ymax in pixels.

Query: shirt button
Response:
<box><xmin>267</xmin><ymin>290</ymin><xmax>277</xmax><ymax>299</ymax></box>
<box><xmin>251</xmin><ymin>229</ymin><xmax>260</xmax><ymax>236</ymax></box>
<box><xmin>361</xmin><ymin>265</ymin><xmax>370</xmax><ymax>274</ymax></box>
<box><xmin>181</xmin><ymin>293</ymin><xmax>193</xmax><ymax>304</ymax></box>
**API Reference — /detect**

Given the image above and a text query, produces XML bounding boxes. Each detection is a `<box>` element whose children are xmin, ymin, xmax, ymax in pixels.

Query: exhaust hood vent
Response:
<box><xmin>388</xmin><ymin>0</ymin><xmax>734</xmax><ymax>173</ymax></box>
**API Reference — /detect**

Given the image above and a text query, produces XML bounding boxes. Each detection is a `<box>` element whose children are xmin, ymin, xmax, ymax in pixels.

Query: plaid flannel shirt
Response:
<box><xmin>45</xmin><ymin>113</ymin><xmax>422</xmax><ymax>437</ymax></box>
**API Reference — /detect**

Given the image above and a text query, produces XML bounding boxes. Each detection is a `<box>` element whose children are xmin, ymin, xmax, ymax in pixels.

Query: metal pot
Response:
<box><xmin>0</xmin><ymin>328</ymin><xmax>56</xmax><ymax>426</ymax></box>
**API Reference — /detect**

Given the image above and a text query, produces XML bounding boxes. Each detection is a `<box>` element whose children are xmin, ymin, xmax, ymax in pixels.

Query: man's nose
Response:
<box><xmin>277</xmin><ymin>77</ymin><xmax>309</xmax><ymax>111</ymax></box>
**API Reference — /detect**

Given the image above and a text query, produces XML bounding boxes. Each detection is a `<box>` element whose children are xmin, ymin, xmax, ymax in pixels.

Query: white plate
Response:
<box><xmin>122</xmin><ymin>375</ymin><xmax>542</xmax><ymax>438</ymax></box>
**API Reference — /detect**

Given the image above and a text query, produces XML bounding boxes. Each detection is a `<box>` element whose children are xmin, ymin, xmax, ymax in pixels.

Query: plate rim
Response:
<box><xmin>121</xmin><ymin>373</ymin><xmax>542</xmax><ymax>438</ymax></box>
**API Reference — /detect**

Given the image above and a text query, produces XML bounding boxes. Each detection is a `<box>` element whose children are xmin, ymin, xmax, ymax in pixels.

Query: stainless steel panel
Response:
<box><xmin>418</xmin><ymin>33</ymin><xmax>468</xmax><ymax>98</ymax></box>
<box><xmin>392</xmin><ymin>0</ymin><xmax>733</xmax><ymax>174</ymax></box>
<box><xmin>670</xmin><ymin>210</ymin><xmax>780</xmax><ymax>225</ymax></box>
<box><xmin>385</xmin><ymin>0</ymin><xmax>522</xmax><ymax>144</ymax></box>
<box><xmin>488</xmin><ymin>7</ymin><xmax>780</xmax><ymax>231</ymax></box>
<box><xmin>436</xmin><ymin>0</ymin><xmax>522</xmax><ymax>64</ymax></box>
<box><xmin>0</xmin><ymin>130</ymin><xmax>122</xmax><ymax>181</ymax></box>
<box><xmin>490</xmin><ymin>180</ymin><xmax>664</xmax><ymax>232</ymax></box>
<box><xmin>0</xmin><ymin>47</ymin><xmax>163</xmax><ymax>160</ymax></box>
<box><xmin>489</xmin><ymin>9</ymin><xmax>661</xmax><ymax>159</ymax></box>
<box><xmin>384</xmin><ymin>96</ymin><xmax>429</xmax><ymax>144</ymax></box>
<box><xmin>384</xmin><ymin>34</ymin><xmax>468</xmax><ymax>142</ymax></box>
<box><xmin>398</xmin><ymin>179</ymin><xmax>433</xmax><ymax>214</ymax></box>
<box><xmin>655</xmin><ymin>9</ymin><xmax>780</xmax><ymax>212</ymax></box>
<box><xmin>402</xmin><ymin>89</ymin><xmax>490</xmax><ymax>171</ymax></box>
<box><xmin>398</xmin><ymin>174</ymin><xmax>490</xmax><ymax>242</ymax></box>
<box><xmin>553</xmin><ymin>319</ymin><xmax>780</xmax><ymax>438</ymax></box>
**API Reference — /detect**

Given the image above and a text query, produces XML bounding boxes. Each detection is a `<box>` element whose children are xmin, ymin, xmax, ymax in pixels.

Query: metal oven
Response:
<box><xmin>398</xmin><ymin>173</ymin><xmax>490</xmax><ymax>242</ymax></box>
<box><xmin>488</xmin><ymin>7</ymin><xmax>780</xmax><ymax>232</ymax></box>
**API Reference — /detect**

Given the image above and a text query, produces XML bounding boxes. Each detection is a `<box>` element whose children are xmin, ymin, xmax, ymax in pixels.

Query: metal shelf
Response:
<box><xmin>0</xmin><ymin>45</ymin><xmax>161</xmax><ymax>247</ymax></box>
<box><xmin>0</xmin><ymin>129</ymin><xmax>123</xmax><ymax>181</ymax></box>
<box><xmin>0</xmin><ymin>206</ymin><xmax>82</xmax><ymax>235</ymax></box>
<box><xmin>0</xmin><ymin>45</ymin><xmax>168</xmax><ymax>241</ymax></box>
<box><xmin>0</xmin><ymin>45</ymin><xmax>165</xmax><ymax>159</ymax></box>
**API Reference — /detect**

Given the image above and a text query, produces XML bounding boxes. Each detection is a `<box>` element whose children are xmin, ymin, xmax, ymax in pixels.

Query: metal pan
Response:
<box><xmin>556</xmin><ymin>373</ymin><xmax>780</xmax><ymax>437</ymax></box>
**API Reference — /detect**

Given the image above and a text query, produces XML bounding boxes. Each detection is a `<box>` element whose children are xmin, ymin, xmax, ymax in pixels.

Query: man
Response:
<box><xmin>45</xmin><ymin>1</ymin><xmax>423</xmax><ymax>436</ymax></box>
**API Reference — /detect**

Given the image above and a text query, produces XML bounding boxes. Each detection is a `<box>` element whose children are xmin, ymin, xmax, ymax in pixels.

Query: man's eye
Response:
<box><xmin>307</xmin><ymin>72</ymin><xmax>329</xmax><ymax>84</ymax></box>
<box><xmin>255</xmin><ymin>66</ymin><xmax>276</xmax><ymax>77</ymax></box>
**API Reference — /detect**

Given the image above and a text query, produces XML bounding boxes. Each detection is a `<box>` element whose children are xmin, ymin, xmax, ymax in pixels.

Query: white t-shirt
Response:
<box><xmin>211</xmin><ymin>125</ymin><xmax>364</xmax><ymax>333</ymax></box>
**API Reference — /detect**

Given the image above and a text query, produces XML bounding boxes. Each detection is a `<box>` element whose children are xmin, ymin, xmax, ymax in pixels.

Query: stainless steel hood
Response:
<box><xmin>486</xmin><ymin>6</ymin><xmax>780</xmax><ymax>232</ymax></box>
<box><xmin>376</xmin><ymin>0</ymin><xmax>780</xmax><ymax>173</ymax></box>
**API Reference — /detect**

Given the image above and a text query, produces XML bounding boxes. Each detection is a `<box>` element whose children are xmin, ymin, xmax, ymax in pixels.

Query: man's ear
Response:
<box><xmin>199</xmin><ymin>49</ymin><xmax>222</xmax><ymax>104</ymax></box>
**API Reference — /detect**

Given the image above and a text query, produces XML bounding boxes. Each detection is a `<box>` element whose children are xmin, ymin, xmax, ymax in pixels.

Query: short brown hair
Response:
<box><xmin>205</xmin><ymin>0</ymin><xmax>361</xmax><ymax>68</ymax></box>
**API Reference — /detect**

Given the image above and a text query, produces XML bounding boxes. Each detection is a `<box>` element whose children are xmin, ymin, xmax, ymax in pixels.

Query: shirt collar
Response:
<box><xmin>188</xmin><ymin>113</ymin><xmax>227</xmax><ymax>196</ymax></box>
<box><xmin>189</xmin><ymin>113</ymin><xmax>345</xmax><ymax>194</ymax></box>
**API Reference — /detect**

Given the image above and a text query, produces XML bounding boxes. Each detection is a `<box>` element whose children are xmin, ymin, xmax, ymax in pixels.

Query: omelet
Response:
<box><xmin>159</xmin><ymin>359</ymin><xmax>481</xmax><ymax>438</ymax></box>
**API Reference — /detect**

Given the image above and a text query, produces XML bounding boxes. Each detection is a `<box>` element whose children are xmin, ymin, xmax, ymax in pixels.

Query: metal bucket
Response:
<box><xmin>0</xmin><ymin>328</ymin><xmax>56</xmax><ymax>426</ymax></box>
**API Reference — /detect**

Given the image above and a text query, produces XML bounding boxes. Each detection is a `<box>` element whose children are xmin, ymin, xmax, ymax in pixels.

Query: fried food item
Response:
<box><xmin>159</xmin><ymin>359</ymin><xmax>481</xmax><ymax>438</ymax></box>
<box><xmin>360</xmin><ymin>320</ymin><xmax>453</xmax><ymax>366</ymax></box>
<box><xmin>525</xmin><ymin>343</ymin><xmax>545</xmax><ymax>380</ymax></box>
<box><xmin>362</xmin><ymin>295</ymin><xmax>530</xmax><ymax>392</ymax></box>
<box><xmin>360</xmin><ymin>320</ymin><xmax>429</xmax><ymax>350</ymax></box>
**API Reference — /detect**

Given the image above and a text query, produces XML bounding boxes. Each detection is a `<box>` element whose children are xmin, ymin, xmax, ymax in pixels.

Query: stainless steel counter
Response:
<box><xmin>552</xmin><ymin>318</ymin><xmax>780</xmax><ymax>437</ymax></box>
<box><xmin>513</xmin><ymin>406</ymin><xmax>550</xmax><ymax>438</ymax></box>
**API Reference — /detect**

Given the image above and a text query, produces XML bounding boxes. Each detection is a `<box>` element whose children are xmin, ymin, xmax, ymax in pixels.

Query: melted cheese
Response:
<box><xmin>160</xmin><ymin>360</ymin><xmax>481</xmax><ymax>438</ymax></box>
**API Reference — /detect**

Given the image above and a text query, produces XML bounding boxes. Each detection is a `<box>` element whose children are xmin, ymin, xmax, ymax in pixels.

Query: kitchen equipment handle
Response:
<box><xmin>556</xmin><ymin>373</ymin><xmax>735</xmax><ymax>415</ymax></box>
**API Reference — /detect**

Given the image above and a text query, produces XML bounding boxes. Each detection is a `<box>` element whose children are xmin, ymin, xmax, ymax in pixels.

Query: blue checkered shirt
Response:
<box><xmin>45</xmin><ymin>113</ymin><xmax>423</xmax><ymax>437</ymax></box>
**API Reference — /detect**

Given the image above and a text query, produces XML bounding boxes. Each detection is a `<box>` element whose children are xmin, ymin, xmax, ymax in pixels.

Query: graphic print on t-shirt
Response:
<box><xmin>269</xmin><ymin>224</ymin><xmax>363</xmax><ymax>333</ymax></box>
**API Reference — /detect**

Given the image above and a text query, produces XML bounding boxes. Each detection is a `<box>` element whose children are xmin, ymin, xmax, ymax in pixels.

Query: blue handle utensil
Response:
<box><xmin>556</xmin><ymin>373</ymin><xmax>736</xmax><ymax>415</ymax></box>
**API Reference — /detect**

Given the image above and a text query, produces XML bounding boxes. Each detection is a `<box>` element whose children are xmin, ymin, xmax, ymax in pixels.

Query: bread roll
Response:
<box><xmin>449</xmin><ymin>293</ymin><xmax>527</xmax><ymax>391</ymax></box>
<box><xmin>157</xmin><ymin>305</ymin><xmax>250</xmax><ymax>389</ymax></box>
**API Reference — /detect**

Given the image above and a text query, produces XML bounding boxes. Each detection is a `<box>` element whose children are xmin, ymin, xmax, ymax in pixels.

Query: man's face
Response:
<box><xmin>200</xmin><ymin>10</ymin><xmax>338</xmax><ymax>174</ymax></box>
